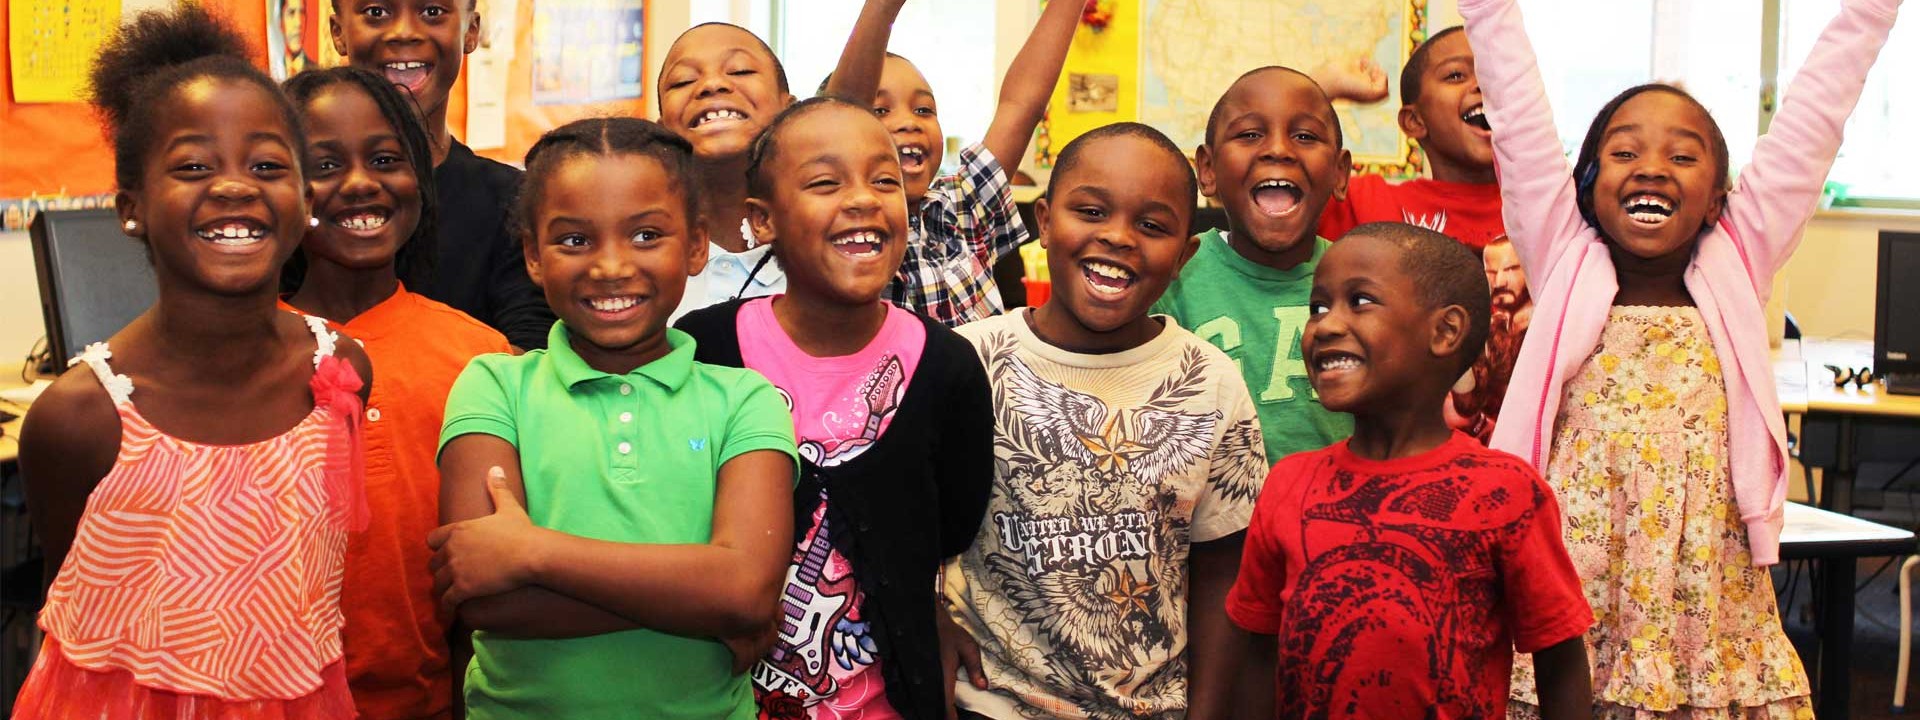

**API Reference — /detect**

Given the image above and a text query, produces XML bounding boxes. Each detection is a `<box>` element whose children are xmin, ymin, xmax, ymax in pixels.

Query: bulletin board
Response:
<box><xmin>1</xmin><ymin>0</ymin><xmax>651</xmax><ymax>228</ymax></box>
<box><xmin>1036</xmin><ymin>0</ymin><xmax>1428</xmax><ymax>180</ymax></box>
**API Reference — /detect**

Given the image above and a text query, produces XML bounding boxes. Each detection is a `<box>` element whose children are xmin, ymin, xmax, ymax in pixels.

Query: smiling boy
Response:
<box><xmin>1151</xmin><ymin>66</ymin><xmax>1355</xmax><ymax>465</ymax></box>
<box><xmin>1226</xmin><ymin>222</ymin><xmax>1592</xmax><ymax>719</ymax></box>
<box><xmin>332</xmin><ymin>0</ymin><xmax>555</xmax><ymax>349</ymax></box>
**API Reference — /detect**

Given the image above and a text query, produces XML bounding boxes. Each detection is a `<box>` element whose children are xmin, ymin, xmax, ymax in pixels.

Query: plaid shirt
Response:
<box><xmin>888</xmin><ymin>143</ymin><xmax>1030</xmax><ymax>327</ymax></box>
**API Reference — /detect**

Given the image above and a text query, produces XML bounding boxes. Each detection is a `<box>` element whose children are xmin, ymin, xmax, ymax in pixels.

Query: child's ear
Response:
<box><xmin>1194</xmin><ymin>144</ymin><xmax>1219</xmax><ymax>199</ymax></box>
<box><xmin>745</xmin><ymin>198</ymin><xmax>777</xmax><ymax>246</ymax></box>
<box><xmin>1333</xmin><ymin>149</ymin><xmax>1354</xmax><ymax>201</ymax></box>
<box><xmin>1430</xmin><ymin>303</ymin><xmax>1471</xmax><ymax>361</ymax></box>
<box><xmin>329</xmin><ymin>12</ymin><xmax>347</xmax><ymax>56</ymax></box>
<box><xmin>463</xmin><ymin>9</ymin><xmax>482</xmax><ymax>55</ymax></box>
<box><xmin>1703</xmin><ymin>188</ymin><xmax>1728</xmax><ymax>230</ymax></box>
<box><xmin>1177</xmin><ymin>230</ymin><xmax>1202</xmax><ymax>270</ymax></box>
<box><xmin>1398</xmin><ymin>105</ymin><xmax>1430</xmax><ymax>141</ymax></box>
<box><xmin>114</xmin><ymin>192</ymin><xmax>142</xmax><ymax>239</ymax></box>
<box><xmin>686</xmin><ymin>219</ymin><xmax>711</xmax><ymax>276</ymax></box>
<box><xmin>1032</xmin><ymin>197</ymin><xmax>1051</xmax><ymax>249</ymax></box>
<box><xmin>521</xmin><ymin>231</ymin><xmax>544</xmax><ymax>285</ymax></box>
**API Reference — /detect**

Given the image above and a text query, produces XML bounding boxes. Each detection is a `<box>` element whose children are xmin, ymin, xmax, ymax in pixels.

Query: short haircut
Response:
<box><xmin>666</xmin><ymin>22</ymin><xmax>790</xmax><ymax>96</ymax></box>
<box><xmin>1046</xmin><ymin>122</ymin><xmax>1197</xmax><ymax>221</ymax></box>
<box><xmin>89</xmin><ymin>4</ymin><xmax>308</xmax><ymax>192</ymax></box>
<box><xmin>511</xmin><ymin>117</ymin><xmax>700</xmax><ymax>248</ymax></box>
<box><xmin>815</xmin><ymin>51</ymin><xmax>908</xmax><ymax>98</ymax></box>
<box><xmin>744</xmin><ymin>95</ymin><xmax>874</xmax><ymax>199</ymax></box>
<box><xmin>1203</xmin><ymin>66</ymin><xmax>1343</xmax><ymax>149</ymax></box>
<box><xmin>1347</xmin><ymin>221</ymin><xmax>1490</xmax><ymax>376</ymax></box>
<box><xmin>281</xmin><ymin>66</ymin><xmax>439</xmax><ymax>294</ymax></box>
<box><xmin>1571</xmin><ymin>83</ymin><xmax>1731</xmax><ymax>231</ymax></box>
<box><xmin>1400</xmin><ymin>26</ymin><xmax>1465</xmax><ymax>106</ymax></box>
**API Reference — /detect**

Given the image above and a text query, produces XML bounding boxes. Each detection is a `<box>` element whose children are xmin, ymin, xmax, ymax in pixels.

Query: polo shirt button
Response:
<box><xmin>366</xmin><ymin>407</ymin><xmax>381</xmax><ymax>422</ymax></box>
<box><xmin>619</xmin><ymin>411</ymin><xmax>633</xmax><ymax>423</ymax></box>
<box><xmin>617</xmin><ymin>442</ymin><xmax>632</xmax><ymax>455</ymax></box>
<box><xmin>619</xmin><ymin>384</ymin><xmax>633</xmax><ymax>396</ymax></box>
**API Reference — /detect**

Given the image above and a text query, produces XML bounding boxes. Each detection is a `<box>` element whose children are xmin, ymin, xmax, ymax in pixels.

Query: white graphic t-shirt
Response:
<box><xmin>946</xmin><ymin>310</ymin><xmax>1267</xmax><ymax>719</ymax></box>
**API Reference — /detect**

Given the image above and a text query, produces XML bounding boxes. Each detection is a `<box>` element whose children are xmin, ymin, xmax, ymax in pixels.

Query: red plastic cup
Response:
<box><xmin>1022</xmin><ymin>278</ymin><xmax>1051</xmax><ymax>307</ymax></box>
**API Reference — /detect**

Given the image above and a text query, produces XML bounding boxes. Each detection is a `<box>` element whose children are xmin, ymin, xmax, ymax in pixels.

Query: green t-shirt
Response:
<box><xmin>439</xmin><ymin>323</ymin><xmax>798</xmax><ymax>720</ymax></box>
<box><xmin>1152</xmin><ymin>230</ymin><xmax>1353</xmax><ymax>462</ymax></box>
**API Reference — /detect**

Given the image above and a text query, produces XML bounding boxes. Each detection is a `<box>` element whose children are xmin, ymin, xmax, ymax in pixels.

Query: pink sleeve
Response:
<box><xmin>1225</xmin><ymin>461</ymin><xmax>1292</xmax><ymax>635</ymax></box>
<box><xmin>1459</xmin><ymin>0</ymin><xmax>1590</xmax><ymax>284</ymax></box>
<box><xmin>1723</xmin><ymin>0</ymin><xmax>1903</xmax><ymax>295</ymax></box>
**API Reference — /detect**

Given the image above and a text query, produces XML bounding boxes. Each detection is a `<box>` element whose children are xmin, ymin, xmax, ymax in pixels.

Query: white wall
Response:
<box><xmin>1</xmin><ymin>231</ymin><xmax>45</xmax><ymax>363</ymax></box>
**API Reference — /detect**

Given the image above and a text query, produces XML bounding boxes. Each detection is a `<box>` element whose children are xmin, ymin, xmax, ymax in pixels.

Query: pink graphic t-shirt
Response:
<box><xmin>738</xmin><ymin>297</ymin><xmax>925</xmax><ymax>720</ymax></box>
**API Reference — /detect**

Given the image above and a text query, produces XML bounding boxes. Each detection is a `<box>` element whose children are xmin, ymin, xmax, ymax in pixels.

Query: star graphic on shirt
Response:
<box><xmin>1101</xmin><ymin>566</ymin><xmax>1154</xmax><ymax>615</ymax></box>
<box><xmin>1077</xmin><ymin>414</ymin><xmax>1148</xmax><ymax>473</ymax></box>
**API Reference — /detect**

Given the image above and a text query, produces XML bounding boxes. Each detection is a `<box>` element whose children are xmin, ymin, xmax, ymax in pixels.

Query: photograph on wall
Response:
<box><xmin>530</xmin><ymin>0</ymin><xmax>645</xmax><ymax>105</ymax></box>
<box><xmin>266</xmin><ymin>0</ymin><xmax>317</xmax><ymax>80</ymax></box>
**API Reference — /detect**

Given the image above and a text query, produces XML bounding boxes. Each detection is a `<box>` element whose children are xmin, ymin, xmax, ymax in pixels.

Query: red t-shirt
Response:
<box><xmin>1317</xmin><ymin>174</ymin><xmax>1506</xmax><ymax>248</ymax></box>
<box><xmin>1227</xmin><ymin>432</ymin><xmax>1591</xmax><ymax>719</ymax></box>
<box><xmin>1319</xmin><ymin>175</ymin><xmax>1528</xmax><ymax>443</ymax></box>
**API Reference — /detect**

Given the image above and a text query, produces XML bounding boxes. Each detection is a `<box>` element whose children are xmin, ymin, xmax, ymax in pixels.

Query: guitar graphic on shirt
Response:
<box><xmin>769</xmin><ymin>517</ymin><xmax>848</xmax><ymax>683</ymax></box>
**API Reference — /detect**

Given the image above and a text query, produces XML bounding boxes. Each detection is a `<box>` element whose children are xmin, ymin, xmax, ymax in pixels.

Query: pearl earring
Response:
<box><xmin>741</xmin><ymin>219</ymin><xmax>758</xmax><ymax>250</ymax></box>
<box><xmin>309</xmin><ymin>217</ymin><xmax>320</xmax><ymax>228</ymax></box>
<box><xmin>123</xmin><ymin>219</ymin><xmax>138</xmax><ymax>232</ymax></box>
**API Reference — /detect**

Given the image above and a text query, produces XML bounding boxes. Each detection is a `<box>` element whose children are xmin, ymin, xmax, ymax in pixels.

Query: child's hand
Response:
<box><xmin>936</xmin><ymin>607</ymin><xmax>987</xmax><ymax>720</ymax></box>
<box><xmin>1312</xmin><ymin>57</ymin><xmax>1390</xmax><ymax>104</ymax></box>
<box><xmin>428</xmin><ymin>467</ymin><xmax>543</xmax><ymax>609</ymax></box>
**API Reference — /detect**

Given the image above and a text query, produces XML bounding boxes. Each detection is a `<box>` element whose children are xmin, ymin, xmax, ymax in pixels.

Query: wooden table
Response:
<box><xmin>0</xmin><ymin>362</ymin><xmax>32</xmax><ymax>468</ymax></box>
<box><xmin>1779</xmin><ymin>502</ymin><xmax>1918</xmax><ymax>719</ymax></box>
<box><xmin>1780</xmin><ymin>338</ymin><xmax>1920</xmax><ymax>513</ymax></box>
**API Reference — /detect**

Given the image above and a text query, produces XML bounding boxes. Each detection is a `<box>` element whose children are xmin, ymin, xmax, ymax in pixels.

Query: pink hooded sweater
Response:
<box><xmin>1464</xmin><ymin>0</ymin><xmax>1901</xmax><ymax>566</ymax></box>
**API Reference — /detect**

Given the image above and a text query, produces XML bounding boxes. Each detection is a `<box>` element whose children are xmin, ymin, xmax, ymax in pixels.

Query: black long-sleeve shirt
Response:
<box><xmin>430</xmin><ymin>141</ymin><xmax>554</xmax><ymax>349</ymax></box>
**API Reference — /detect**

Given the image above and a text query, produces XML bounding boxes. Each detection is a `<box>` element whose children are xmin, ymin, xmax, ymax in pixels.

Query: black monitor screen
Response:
<box><xmin>30</xmin><ymin>209</ymin><xmax>158</xmax><ymax>364</ymax></box>
<box><xmin>1876</xmin><ymin>231</ymin><xmax>1920</xmax><ymax>375</ymax></box>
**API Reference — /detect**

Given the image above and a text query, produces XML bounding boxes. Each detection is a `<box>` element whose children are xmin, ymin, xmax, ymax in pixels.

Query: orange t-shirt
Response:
<box><xmin>283</xmin><ymin>287</ymin><xmax>511</xmax><ymax>720</ymax></box>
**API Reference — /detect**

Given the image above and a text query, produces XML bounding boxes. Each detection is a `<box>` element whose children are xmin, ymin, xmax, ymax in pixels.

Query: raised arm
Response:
<box><xmin>821</xmin><ymin>0</ymin><xmax>906</xmax><ymax>102</ymax></box>
<box><xmin>1458</xmin><ymin>0</ymin><xmax>1590</xmax><ymax>282</ymax></box>
<box><xmin>1724</xmin><ymin>0</ymin><xmax>1902</xmax><ymax>289</ymax></box>
<box><xmin>1309</xmin><ymin>56</ymin><xmax>1390</xmax><ymax>105</ymax></box>
<box><xmin>980</xmin><ymin>0</ymin><xmax>1082</xmax><ymax>172</ymax></box>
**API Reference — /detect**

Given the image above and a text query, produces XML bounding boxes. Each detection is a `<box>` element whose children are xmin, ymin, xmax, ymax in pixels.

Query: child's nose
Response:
<box><xmin>588</xmin><ymin>246</ymin><xmax>637</xmax><ymax>281</ymax></box>
<box><xmin>209</xmin><ymin>177</ymin><xmax>261</xmax><ymax>203</ymax></box>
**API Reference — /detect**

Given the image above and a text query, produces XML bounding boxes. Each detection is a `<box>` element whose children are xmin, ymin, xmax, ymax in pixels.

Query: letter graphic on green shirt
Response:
<box><xmin>1152</xmin><ymin>230</ymin><xmax>1353</xmax><ymax>462</ymax></box>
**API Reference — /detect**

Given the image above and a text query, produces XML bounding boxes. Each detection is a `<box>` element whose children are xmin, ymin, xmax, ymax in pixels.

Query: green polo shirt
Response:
<box><xmin>440</xmin><ymin>322</ymin><xmax>797</xmax><ymax>720</ymax></box>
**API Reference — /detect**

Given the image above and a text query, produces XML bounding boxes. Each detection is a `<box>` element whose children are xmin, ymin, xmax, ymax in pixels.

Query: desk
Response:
<box><xmin>1782</xmin><ymin>338</ymin><xmax>1920</xmax><ymax>513</ymax></box>
<box><xmin>1780</xmin><ymin>502</ymin><xmax>1917</xmax><ymax>719</ymax></box>
<box><xmin>0</xmin><ymin>363</ymin><xmax>30</xmax><ymax>468</ymax></box>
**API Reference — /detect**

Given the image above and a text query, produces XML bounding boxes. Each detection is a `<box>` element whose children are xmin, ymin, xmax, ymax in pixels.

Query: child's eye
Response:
<box><xmin>1671</xmin><ymin>154</ymin><xmax>1697</xmax><ymax>164</ymax></box>
<box><xmin>1446</xmin><ymin>71</ymin><xmax>1466</xmax><ymax>82</ymax></box>
<box><xmin>252</xmin><ymin>160</ymin><xmax>291</xmax><ymax>175</ymax></box>
<box><xmin>370</xmin><ymin>153</ymin><xmax>406</xmax><ymax>168</ymax></box>
<box><xmin>1235</xmin><ymin>130</ymin><xmax>1262</xmax><ymax>141</ymax></box>
<box><xmin>914</xmin><ymin>106</ymin><xmax>935</xmax><ymax>117</ymax></box>
<box><xmin>1610</xmin><ymin>150</ymin><xmax>1637</xmax><ymax>161</ymax></box>
<box><xmin>1292</xmin><ymin>131</ymin><xmax>1321</xmax><ymax>144</ymax></box>
<box><xmin>555</xmin><ymin>234</ymin><xmax>589</xmax><ymax>248</ymax></box>
<box><xmin>666</xmin><ymin>78</ymin><xmax>694</xmax><ymax>90</ymax></box>
<box><xmin>874</xmin><ymin>176</ymin><xmax>901</xmax><ymax>188</ymax></box>
<box><xmin>872</xmin><ymin>106</ymin><xmax>889</xmax><ymax>117</ymax></box>
<box><xmin>728</xmin><ymin>69</ymin><xmax>757</xmax><ymax>77</ymax></box>
<box><xmin>630</xmin><ymin>229</ymin><xmax>661</xmax><ymax>244</ymax></box>
<box><xmin>1308</xmin><ymin>300</ymin><xmax>1329</xmax><ymax>315</ymax></box>
<box><xmin>360</xmin><ymin>6</ymin><xmax>389</xmax><ymax>19</ymax></box>
<box><xmin>805</xmin><ymin>178</ymin><xmax>841</xmax><ymax>191</ymax></box>
<box><xmin>1074</xmin><ymin>206</ymin><xmax>1107</xmax><ymax>220</ymax></box>
<box><xmin>1354</xmin><ymin>295</ymin><xmax>1378</xmax><ymax>307</ymax></box>
<box><xmin>1138</xmin><ymin>219</ymin><xmax>1170</xmax><ymax>235</ymax></box>
<box><xmin>422</xmin><ymin>5</ymin><xmax>447</xmax><ymax>18</ymax></box>
<box><xmin>313</xmin><ymin>158</ymin><xmax>342</xmax><ymax>173</ymax></box>
<box><xmin>173</xmin><ymin>161</ymin><xmax>212</xmax><ymax>175</ymax></box>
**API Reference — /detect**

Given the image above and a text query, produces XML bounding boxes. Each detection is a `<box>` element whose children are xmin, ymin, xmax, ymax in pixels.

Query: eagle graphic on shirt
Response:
<box><xmin>965</xmin><ymin>332</ymin><xmax>1266</xmax><ymax>717</ymax></box>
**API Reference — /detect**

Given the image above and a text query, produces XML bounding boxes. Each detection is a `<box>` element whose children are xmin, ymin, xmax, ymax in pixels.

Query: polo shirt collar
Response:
<box><xmin>547</xmin><ymin>321</ymin><xmax>698</xmax><ymax>392</ymax></box>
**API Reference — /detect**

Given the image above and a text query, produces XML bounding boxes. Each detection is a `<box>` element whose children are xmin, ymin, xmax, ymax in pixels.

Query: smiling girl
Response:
<box><xmin>1459</xmin><ymin>0</ymin><xmax>1907</xmax><ymax>716</ymax></box>
<box><xmin>15</xmin><ymin>7</ymin><xmax>373</xmax><ymax>718</ymax></box>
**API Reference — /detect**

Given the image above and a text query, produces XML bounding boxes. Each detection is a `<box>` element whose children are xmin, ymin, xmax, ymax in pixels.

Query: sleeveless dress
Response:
<box><xmin>1509</xmin><ymin>306</ymin><xmax>1812</xmax><ymax>719</ymax></box>
<box><xmin>13</xmin><ymin>315</ymin><xmax>366</xmax><ymax>720</ymax></box>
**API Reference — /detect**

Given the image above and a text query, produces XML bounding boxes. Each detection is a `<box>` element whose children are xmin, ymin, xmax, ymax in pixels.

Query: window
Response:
<box><xmin>1515</xmin><ymin>0</ymin><xmax>1915</xmax><ymax>204</ymax></box>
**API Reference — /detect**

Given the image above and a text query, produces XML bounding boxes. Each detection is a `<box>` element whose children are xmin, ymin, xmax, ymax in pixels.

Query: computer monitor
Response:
<box><xmin>1876</xmin><ymin>230</ymin><xmax>1920</xmax><ymax>394</ymax></box>
<box><xmin>29</xmin><ymin>208</ymin><xmax>158</xmax><ymax>365</ymax></box>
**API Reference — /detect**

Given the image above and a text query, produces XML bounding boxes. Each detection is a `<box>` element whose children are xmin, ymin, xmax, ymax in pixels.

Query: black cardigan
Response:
<box><xmin>675</xmin><ymin>300</ymin><xmax>993</xmax><ymax>719</ymax></box>
<box><xmin>430</xmin><ymin>141</ymin><xmax>556</xmax><ymax>350</ymax></box>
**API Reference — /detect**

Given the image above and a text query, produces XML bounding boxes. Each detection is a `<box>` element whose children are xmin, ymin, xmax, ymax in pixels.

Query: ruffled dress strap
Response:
<box><xmin>69</xmin><ymin>342</ymin><xmax>135</xmax><ymax>407</ymax></box>
<box><xmin>302</xmin><ymin>314</ymin><xmax>371</xmax><ymax>532</ymax></box>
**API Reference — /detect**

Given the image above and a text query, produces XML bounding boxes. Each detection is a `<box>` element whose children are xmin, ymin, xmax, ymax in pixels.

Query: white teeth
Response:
<box><xmin>697</xmin><ymin>109</ymin><xmax>746</xmax><ymax>126</ymax></box>
<box><xmin>1254</xmin><ymin>179</ymin><xmax>1298</xmax><ymax>190</ymax></box>
<box><xmin>337</xmin><ymin>213</ymin><xmax>388</xmax><ymax>232</ymax></box>
<box><xmin>1630</xmin><ymin>211</ymin><xmax>1670</xmax><ymax>224</ymax></box>
<box><xmin>589</xmin><ymin>296</ymin><xmax>638</xmax><ymax>312</ymax></box>
<box><xmin>901</xmin><ymin>147</ymin><xmax>924</xmax><ymax>157</ymax></box>
<box><xmin>831</xmin><ymin>231</ymin><xmax>883</xmax><ymax>257</ymax></box>
<box><xmin>1463</xmin><ymin>107</ymin><xmax>1485</xmax><ymax>120</ymax></box>
<box><xmin>1083</xmin><ymin>261</ymin><xmax>1134</xmax><ymax>295</ymax></box>
<box><xmin>1318</xmin><ymin>355</ymin><xmax>1362</xmax><ymax>371</ymax></box>
<box><xmin>385</xmin><ymin>61</ymin><xmax>427</xmax><ymax>70</ymax></box>
<box><xmin>197</xmin><ymin>223</ymin><xmax>266</xmax><ymax>244</ymax></box>
<box><xmin>1086</xmin><ymin>261</ymin><xmax>1131</xmax><ymax>280</ymax></box>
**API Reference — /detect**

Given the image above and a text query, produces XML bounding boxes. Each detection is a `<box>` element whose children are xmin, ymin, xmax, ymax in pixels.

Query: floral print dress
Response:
<box><xmin>1509</xmin><ymin>306</ymin><xmax>1811</xmax><ymax>719</ymax></box>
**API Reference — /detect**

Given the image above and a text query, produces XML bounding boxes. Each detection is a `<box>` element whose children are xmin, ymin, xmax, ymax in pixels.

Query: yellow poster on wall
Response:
<box><xmin>9</xmin><ymin>0</ymin><xmax>120</xmax><ymax>103</ymax></box>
